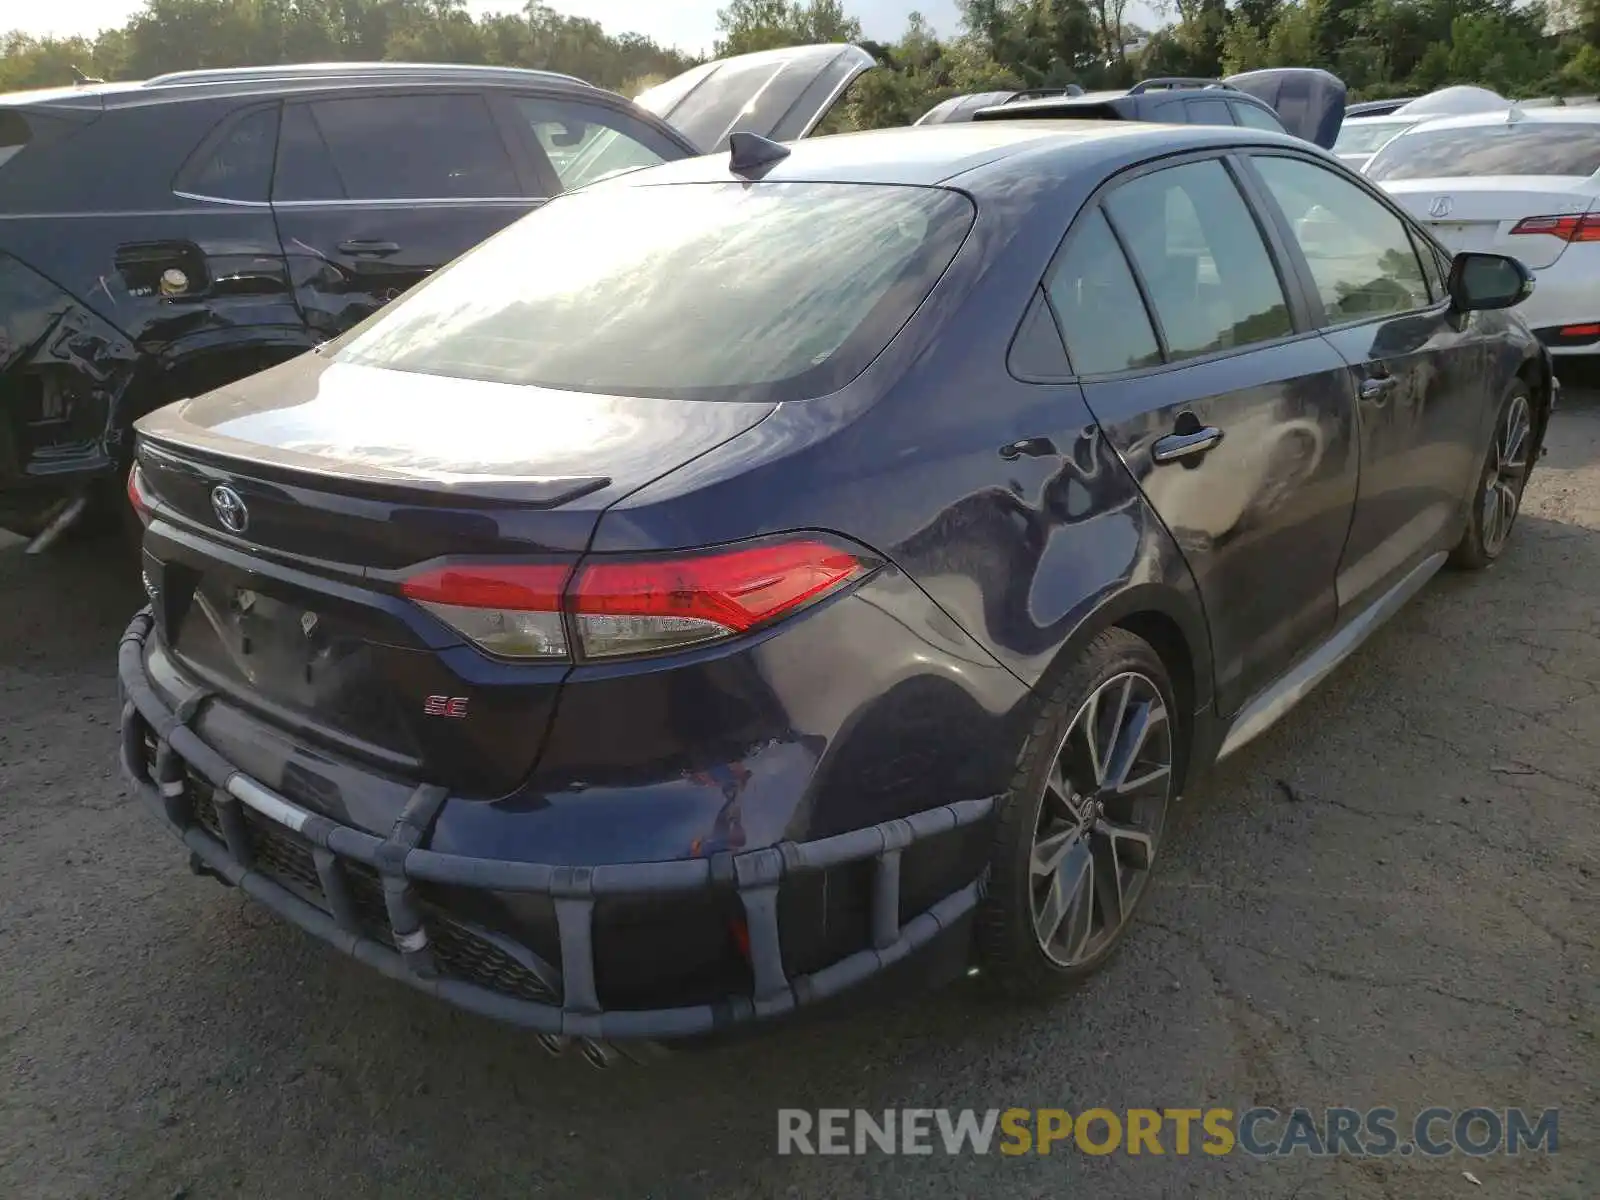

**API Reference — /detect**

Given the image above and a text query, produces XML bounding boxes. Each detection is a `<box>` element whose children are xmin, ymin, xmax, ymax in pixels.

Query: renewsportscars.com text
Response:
<box><xmin>777</xmin><ymin>1106</ymin><xmax>1560</xmax><ymax>1157</ymax></box>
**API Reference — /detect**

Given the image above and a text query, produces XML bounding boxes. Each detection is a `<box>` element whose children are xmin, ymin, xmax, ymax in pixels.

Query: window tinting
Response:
<box><xmin>1233</xmin><ymin>102</ymin><xmax>1286</xmax><ymax>133</ymax></box>
<box><xmin>273</xmin><ymin>104</ymin><xmax>344</xmax><ymax>200</ymax></box>
<box><xmin>306</xmin><ymin>95</ymin><xmax>518</xmax><ymax>199</ymax></box>
<box><xmin>512</xmin><ymin>97</ymin><xmax>670</xmax><ymax>192</ymax></box>
<box><xmin>1188</xmin><ymin>98</ymin><xmax>1234</xmax><ymax>127</ymax></box>
<box><xmin>1366</xmin><ymin>123</ymin><xmax>1600</xmax><ymax>181</ymax></box>
<box><xmin>335</xmin><ymin>182</ymin><xmax>974</xmax><ymax>402</ymax></box>
<box><xmin>1103</xmin><ymin>159</ymin><xmax>1294</xmax><ymax>361</ymax></box>
<box><xmin>177</xmin><ymin>106</ymin><xmax>279</xmax><ymax>202</ymax></box>
<box><xmin>1253</xmin><ymin>155</ymin><xmax>1431</xmax><ymax>320</ymax></box>
<box><xmin>1045</xmin><ymin>207</ymin><xmax>1161</xmax><ymax>375</ymax></box>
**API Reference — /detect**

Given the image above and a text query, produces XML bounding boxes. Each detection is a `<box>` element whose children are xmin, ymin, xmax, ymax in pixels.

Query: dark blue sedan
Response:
<box><xmin>118</xmin><ymin>118</ymin><xmax>1554</xmax><ymax>1064</ymax></box>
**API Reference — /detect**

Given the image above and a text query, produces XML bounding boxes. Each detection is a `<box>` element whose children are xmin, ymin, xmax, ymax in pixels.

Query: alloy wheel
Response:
<box><xmin>1029</xmin><ymin>671</ymin><xmax>1173</xmax><ymax>968</ymax></box>
<box><xmin>1481</xmin><ymin>392</ymin><xmax>1532</xmax><ymax>557</ymax></box>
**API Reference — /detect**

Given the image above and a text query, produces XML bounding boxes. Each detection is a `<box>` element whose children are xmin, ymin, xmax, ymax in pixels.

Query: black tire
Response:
<box><xmin>1450</xmin><ymin>382</ymin><xmax>1535</xmax><ymax>571</ymax></box>
<box><xmin>977</xmin><ymin>627</ymin><xmax>1180</xmax><ymax>997</ymax></box>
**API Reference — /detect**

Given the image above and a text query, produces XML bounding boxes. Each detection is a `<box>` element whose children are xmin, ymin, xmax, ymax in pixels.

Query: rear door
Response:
<box><xmin>1049</xmin><ymin>153</ymin><xmax>1360</xmax><ymax>716</ymax></box>
<box><xmin>1244</xmin><ymin>150</ymin><xmax>1492</xmax><ymax>612</ymax></box>
<box><xmin>271</xmin><ymin>90</ymin><xmax>539</xmax><ymax>340</ymax></box>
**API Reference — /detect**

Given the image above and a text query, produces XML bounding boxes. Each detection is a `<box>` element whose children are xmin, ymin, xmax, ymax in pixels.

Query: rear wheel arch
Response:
<box><xmin>1032</xmin><ymin>585</ymin><xmax>1211</xmax><ymax>787</ymax></box>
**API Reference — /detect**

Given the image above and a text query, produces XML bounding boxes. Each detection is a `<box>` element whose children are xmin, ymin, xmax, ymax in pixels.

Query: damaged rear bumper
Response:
<box><xmin>118</xmin><ymin>608</ymin><xmax>995</xmax><ymax>1043</ymax></box>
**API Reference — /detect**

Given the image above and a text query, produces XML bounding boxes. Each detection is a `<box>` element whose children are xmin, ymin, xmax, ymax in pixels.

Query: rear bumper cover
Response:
<box><xmin>118</xmin><ymin>608</ymin><xmax>995</xmax><ymax>1041</ymax></box>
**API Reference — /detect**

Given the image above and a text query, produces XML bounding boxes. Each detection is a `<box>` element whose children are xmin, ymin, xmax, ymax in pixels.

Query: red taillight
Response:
<box><xmin>1561</xmin><ymin>323</ymin><xmax>1600</xmax><ymax>338</ymax></box>
<box><xmin>571</xmin><ymin>538</ymin><xmax>869</xmax><ymax>658</ymax></box>
<box><xmin>126</xmin><ymin>463</ymin><xmax>153</xmax><ymax>525</ymax></box>
<box><xmin>1510</xmin><ymin>213</ymin><xmax>1600</xmax><ymax>242</ymax></box>
<box><xmin>399</xmin><ymin>536</ymin><xmax>874</xmax><ymax>661</ymax></box>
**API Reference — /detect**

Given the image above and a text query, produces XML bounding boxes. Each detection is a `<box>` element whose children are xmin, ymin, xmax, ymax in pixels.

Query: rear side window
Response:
<box><xmin>0</xmin><ymin>109</ymin><xmax>76</xmax><ymax>173</ymax></box>
<box><xmin>1233</xmin><ymin>102</ymin><xmax>1285</xmax><ymax>133</ymax></box>
<box><xmin>175</xmin><ymin>106</ymin><xmax>279</xmax><ymax>202</ymax></box>
<box><xmin>1188</xmin><ymin>98</ymin><xmax>1234</xmax><ymax>127</ymax></box>
<box><xmin>1044</xmin><ymin>208</ymin><xmax>1161</xmax><ymax>375</ymax></box>
<box><xmin>509</xmin><ymin>97</ymin><xmax>672</xmax><ymax>192</ymax></box>
<box><xmin>0</xmin><ymin>111</ymin><xmax>31</xmax><ymax>171</ymax></box>
<box><xmin>1367</xmin><ymin>123</ymin><xmax>1600</xmax><ymax>181</ymax></box>
<box><xmin>1103</xmin><ymin>159</ymin><xmax>1294</xmax><ymax>361</ymax></box>
<box><xmin>1252</xmin><ymin>155</ymin><xmax>1431</xmax><ymax>320</ymax></box>
<box><xmin>290</xmin><ymin>94</ymin><xmax>519</xmax><ymax>200</ymax></box>
<box><xmin>335</xmin><ymin>182</ymin><xmax>974</xmax><ymax>403</ymax></box>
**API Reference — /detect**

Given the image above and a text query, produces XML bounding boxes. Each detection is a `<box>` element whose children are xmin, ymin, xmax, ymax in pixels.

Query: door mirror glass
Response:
<box><xmin>1448</xmin><ymin>252</ymin><xmax>1533</xmax><ymax>311</ymax></box>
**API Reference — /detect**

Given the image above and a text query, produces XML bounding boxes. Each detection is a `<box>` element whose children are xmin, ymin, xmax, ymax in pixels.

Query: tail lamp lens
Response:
<box><xmin>1510</xmin><ymin>213</ymin><xmax>1600</xmax><ymax>242</ymax></box>
<box><xmin>401</xmin><ymin>563</ymin><xmax>571</xmax><ymax>659</ymax></box>
<box><xmin>400</xmin><ymin>537</ymin><xmax>873</xmax><ymax>661</ymax></box>
<box><xmin>127</xmin><ymin>463</ymin><xmax>154</xmax><ymax>525</ymax></box>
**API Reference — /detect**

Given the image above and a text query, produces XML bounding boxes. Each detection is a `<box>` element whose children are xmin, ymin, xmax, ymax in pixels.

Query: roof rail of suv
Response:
<box><xmin>143</xmin><ymin>62</ymin><xmax>591</xmax><ymax>89</ymax></box>
<box><xmin>1126</xmin><ymin>77</ymin><xmax>1238</xmax><ymax>95</ymax></box>
<box><xmin>1008</xmin><ymin>85</ymin><xmax>1086</xmax><ymax>102</ymax></box>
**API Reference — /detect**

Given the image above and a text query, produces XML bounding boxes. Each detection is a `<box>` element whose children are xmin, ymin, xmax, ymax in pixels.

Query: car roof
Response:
<box><xmin>600</xmin><ymin>120</ymin><xmax>1306</xmax><ymax>193</ymax></box>
<box><xmin>3</xmin><ymin>62</ymin><xmax>600</xmax><ymax>112</ymax></box>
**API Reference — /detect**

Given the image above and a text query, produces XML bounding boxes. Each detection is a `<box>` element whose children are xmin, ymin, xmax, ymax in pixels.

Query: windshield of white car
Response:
<box><xmin>1333</xmin><ymin>120</ymin><xmax>1417</xmax><ymax>155</ymax></box>
<box><xmin>1366</xmin><ymin>123</ymin><xmax>1600</xmax><ymax>181</ymax></box>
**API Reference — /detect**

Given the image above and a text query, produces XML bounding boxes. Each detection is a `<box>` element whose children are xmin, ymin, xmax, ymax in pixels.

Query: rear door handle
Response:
<box><xmin>1359</xmin><ymin>375</ymin><xmax>1397</xmax><ymax>401</ymax></box>
<box><xmin>1152</xmin><ymin>426</ymin><xmax>1223</xmax><ymax>463</ymax></box>
<box><xmin>337</xmin><ymin>239</ymin><xmax>401</xmax><ymax>257</ymax></box>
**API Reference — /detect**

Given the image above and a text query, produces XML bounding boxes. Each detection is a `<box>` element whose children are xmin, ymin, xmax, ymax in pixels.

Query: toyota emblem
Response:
<box><xmin>1428</xmin><ymin>195</ymin><xmax>1454</xmax><ymax>219</ymax></box>
<box><xmin>210</xmin><ymin>485</ymin><xmax>249</xmax><ymax>534</ymax></box>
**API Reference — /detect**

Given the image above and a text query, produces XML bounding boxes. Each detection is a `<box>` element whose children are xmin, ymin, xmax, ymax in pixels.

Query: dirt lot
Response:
<box><xmin>2</xmin><ymin>396</ymin><xmax>1597</xmax><ymax>1200</ymax></box>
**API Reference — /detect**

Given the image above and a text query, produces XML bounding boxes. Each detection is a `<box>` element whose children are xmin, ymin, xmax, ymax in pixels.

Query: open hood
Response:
<box><xmin>1225</xmin><ymin>68</ymin><xmax>1347</xmax><ymax>150</ymax></box>
<box><xmin>635</xmin><ymin>43</ymin><xmax>876</xmax><ymax>154</ymax></box>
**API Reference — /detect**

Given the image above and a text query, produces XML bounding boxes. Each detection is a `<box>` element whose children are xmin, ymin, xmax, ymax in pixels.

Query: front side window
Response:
<box><xmin>1045</xmin><ymin>207</ymin><xmax>1162</xmax><ymax>375</ymax></box>
<box><xmin>300</xmin><ymin>94</ymin><xmax>518</xmax><ymax>200</ymax></box>
<box><xmin>1252</xmin><ymin>154</ymin><xmax>1431</xmax><ymax>321</ymax></box>
<box><xmin>1103</xmin><ymin>158</ymin><xmax>1294</xmax><ymax>362</ymax></box>
<box><xmin>1366</xmin><ymin>122</ymin><xmax>1600</xmax><ymax>181</ymax></box>
<box><xmin>335</xmin><ymin>182</ymin><xmax>974</xmax><ymax>402</ymax></box>
<box><xmin>511</xmin><ymin>97</ymin><xmax>671</xmax><ymax>192</ymax></box>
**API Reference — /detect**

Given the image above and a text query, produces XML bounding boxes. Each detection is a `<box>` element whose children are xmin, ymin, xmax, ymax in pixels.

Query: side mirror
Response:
<box><xmin>1447</xmin><ymin>251</ymin><xmax>1534</xmax><ymax>312</ymax></box>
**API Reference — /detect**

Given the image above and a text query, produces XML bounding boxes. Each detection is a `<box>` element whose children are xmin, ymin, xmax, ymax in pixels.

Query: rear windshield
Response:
<box><xmin>1366</xmin><ymin>123</ymin><xmax>1600</xmax><ymax>181</ymax></box>
<box><xmin>1333</xmin><ymin>119</ymin><xmax>1417</xmax><ymax>155</ymax></box>
<box><xmin>335</xmin><ymin>181</ymin><xmax>975</xmax><ymax>402</ymax></box>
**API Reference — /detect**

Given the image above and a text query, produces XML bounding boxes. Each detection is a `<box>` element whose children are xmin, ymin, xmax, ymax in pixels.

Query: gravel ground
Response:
<box><xmin>2</xmin><ymin>396</ymin><xmax>1597</xmax><ymax>1200</ymax></box>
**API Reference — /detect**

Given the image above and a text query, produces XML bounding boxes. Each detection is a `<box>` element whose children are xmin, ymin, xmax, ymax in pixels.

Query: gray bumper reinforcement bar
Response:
<box><xmin>118</xmin><ymin>608</ymin><xmax>996</xmax><ymax>1041</ymax></box>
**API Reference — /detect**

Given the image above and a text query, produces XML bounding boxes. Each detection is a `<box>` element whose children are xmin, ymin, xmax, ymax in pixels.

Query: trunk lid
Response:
<box><xmin>1224</xmin><ymin>67</ymin><xmax>1347</xmax><ymax>149</ymax></box>
<box><xmin>1381</xmin><ymin>177</ymin><xmax>1599</xmax><ymax>270</ymax></box>
<box><xmin>134</xmin><ymin>352</ymin><xmax>776</xmax><ymax>796</ymax></box>
<box><xmin>634</xmin><ymin>43</ymin><xmax>875</xmax><ymax>153</ymax></box>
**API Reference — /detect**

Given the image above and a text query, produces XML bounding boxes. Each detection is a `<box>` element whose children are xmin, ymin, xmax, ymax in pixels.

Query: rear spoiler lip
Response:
<box><xmin>136</xmin><ymin>433</ymin><xmax>612</xmax><ymax>510</ymax></box>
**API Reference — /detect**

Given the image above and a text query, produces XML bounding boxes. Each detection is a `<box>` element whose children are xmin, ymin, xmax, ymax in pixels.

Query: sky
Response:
<box><xmin>0</xmin><ymin>0</ymin><xmax>971</xmax><ymax>53</ymax></box>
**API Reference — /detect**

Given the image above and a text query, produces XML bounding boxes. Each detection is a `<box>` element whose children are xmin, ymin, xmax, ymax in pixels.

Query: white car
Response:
<box><xmin>1367</xmin><ymin>106</ymin><xmax>1600</xmax><ymax>358</ymax></box>
<box><xmin>1334</xmin><ymin>86</ymin><xmax>1512</xmax><ymax>171</ymax></box>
